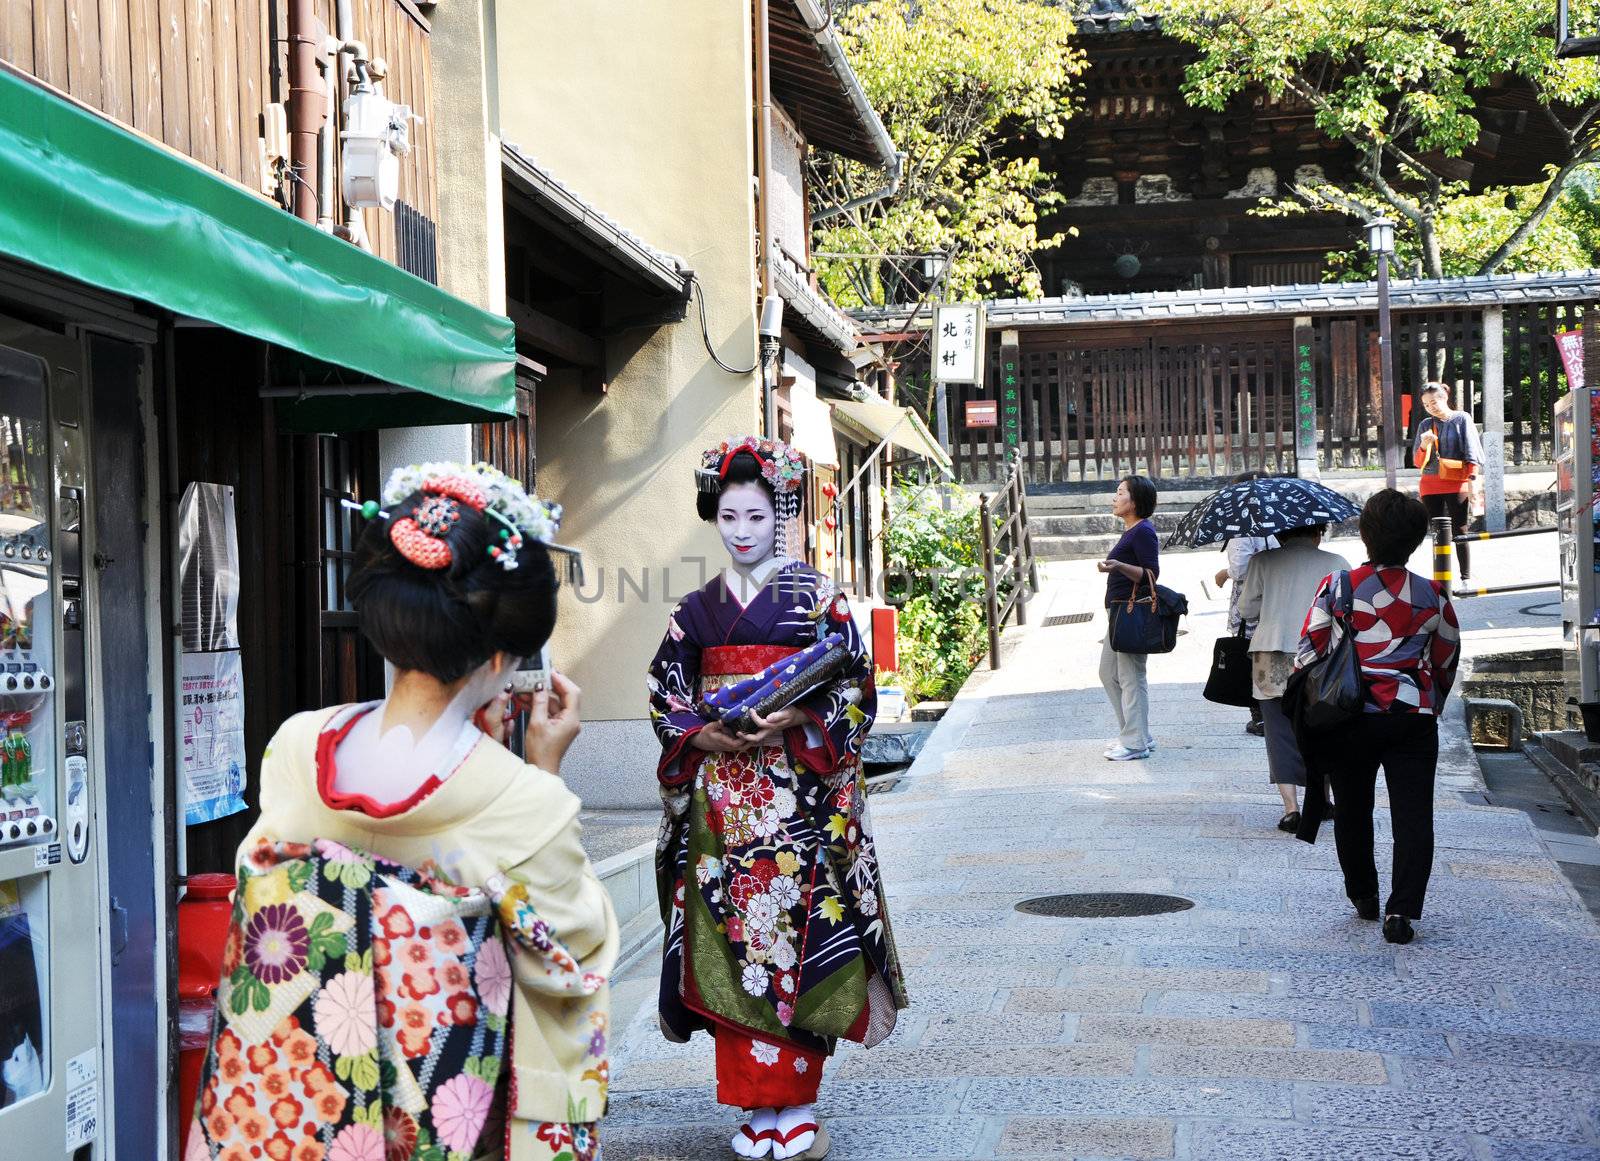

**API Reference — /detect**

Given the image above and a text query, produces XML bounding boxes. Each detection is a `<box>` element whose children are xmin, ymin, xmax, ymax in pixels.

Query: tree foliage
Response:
<box><xmin>1148</xmin><ymin>0</ymin><xmax>1600</xmax><ymax>277</ymax></box>
<box><xmin>810</xmin><ymin>0</ymin><xmax>1084</xmax><ymax>309</ymax></box>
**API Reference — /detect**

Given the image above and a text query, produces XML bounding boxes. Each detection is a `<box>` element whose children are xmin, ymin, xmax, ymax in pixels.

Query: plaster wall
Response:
<box><xmin>381</xmin><ymin>0</ymin><xmax>501</xmax><ymax>475</ymax></box>
<box><xmin>495</xmin><ymin>0</ymin><xmax>761</xmax><ymax>777</ymax></box>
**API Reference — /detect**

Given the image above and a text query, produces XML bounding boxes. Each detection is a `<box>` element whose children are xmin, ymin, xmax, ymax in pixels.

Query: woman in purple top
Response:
<box><xmin>1096</xmin><ymin>475</ymin><xmax>1160</xmax><ymax>760</ymax></box>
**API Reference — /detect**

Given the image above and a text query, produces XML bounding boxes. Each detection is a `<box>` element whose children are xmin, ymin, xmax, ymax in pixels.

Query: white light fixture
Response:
<box><xmin>1365</xmin><ymin>216</ymin><xmax>1396</xmax><ymax>257</ymax></box>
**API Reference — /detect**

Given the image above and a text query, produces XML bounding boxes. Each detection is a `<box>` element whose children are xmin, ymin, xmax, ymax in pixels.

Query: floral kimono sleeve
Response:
<box><xmin>487</xmin><ymin>815</ymin><xmax>618</xmax><ymax>1141</ymax></box>
<box><xmin>789</xmin><ymin>584</ymin><xmax>876</xmax><ymax>777</ymax></box>
<box><xmin>648</xmin><ymin>600</ymin><xmax>707</xmax><ymax>788</ymax></box>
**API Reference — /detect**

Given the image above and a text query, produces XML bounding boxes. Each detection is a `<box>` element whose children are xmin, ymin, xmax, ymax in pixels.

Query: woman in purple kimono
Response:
<box><xmin>648</xmin><ymin>435</ymin><xmax>907</xmax><ymax>1160</ymax></box>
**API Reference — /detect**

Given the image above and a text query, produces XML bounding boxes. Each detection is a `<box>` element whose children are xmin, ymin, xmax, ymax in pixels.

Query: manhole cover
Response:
<box><xmin>1043</xmin><ymin>612</ymin><xmax>1093</xmax><ymax>627</ymax></box>
<box><xmin>1015</xmin><ymin>892</ymin><xmax>1195</xmax><ymax>918</ymax></box>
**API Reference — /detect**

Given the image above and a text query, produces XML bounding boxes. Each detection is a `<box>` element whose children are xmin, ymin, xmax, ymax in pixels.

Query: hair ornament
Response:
<box><xmin>388</xmin><ymin>516</ymin><xmax>454</xmax><ymax>570</ymax></box>
<box><xmin>695</xmin><ymin>434</ymin><xmax>806</xmax><ymax>496</ymax></box>
<box><xmin>348</xmin><ymin>461</ymin><xmax>584</xmax><ymax>582</ymax></box>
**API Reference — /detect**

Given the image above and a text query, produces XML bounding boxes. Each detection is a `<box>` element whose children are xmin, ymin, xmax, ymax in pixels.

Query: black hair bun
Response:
<box><xmin>347</xmin><ymin>490</ymin><xmax>558</xmax><ymax>684</ymax></box>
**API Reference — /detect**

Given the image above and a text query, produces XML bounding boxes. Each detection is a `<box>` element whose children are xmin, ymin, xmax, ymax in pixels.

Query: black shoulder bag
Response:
<box><xmin>1287</xmin><ymin>571</ymin><xmax>1365</xmax><ymax>730</ymax></box>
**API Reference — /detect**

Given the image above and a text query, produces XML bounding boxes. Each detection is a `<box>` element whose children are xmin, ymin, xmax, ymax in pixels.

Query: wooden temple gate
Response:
<box><xmin>913</xmin><ymin>295</ymin><xmax>1590</xmax><ymax>486</ymax></box>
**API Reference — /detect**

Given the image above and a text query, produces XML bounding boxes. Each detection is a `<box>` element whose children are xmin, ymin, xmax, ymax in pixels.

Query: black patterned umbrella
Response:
<box><xmin>1165</xmin><ymin>477</ymin><xmax>1361</xmax><ymax>548</ymax></box>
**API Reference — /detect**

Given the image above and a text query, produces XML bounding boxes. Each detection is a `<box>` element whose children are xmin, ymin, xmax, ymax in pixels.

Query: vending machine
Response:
<box><xmin>0</xmin><ymin>340</ymin><xmax>110</xmax><ymax>1157</ymax></box>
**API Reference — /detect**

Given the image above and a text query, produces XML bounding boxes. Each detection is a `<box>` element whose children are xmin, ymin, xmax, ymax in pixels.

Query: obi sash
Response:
<box><xmin>700</xmin><ymin>645</ymin><xmax>799</xmax><ymax>679</ymax></box>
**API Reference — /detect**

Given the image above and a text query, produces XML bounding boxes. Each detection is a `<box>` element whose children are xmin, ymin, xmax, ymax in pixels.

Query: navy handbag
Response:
<box><xmin>1110</xmin><ymin>569</ymin><xmax>1188</xmax><ymax>655</ymax></box>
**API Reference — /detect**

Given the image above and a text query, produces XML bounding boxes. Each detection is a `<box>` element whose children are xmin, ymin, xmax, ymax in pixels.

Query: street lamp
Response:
<box><xmin>1366</xmin><ymin>217</ymin><xmax>1400</xmax><ymax>489</ymax></box>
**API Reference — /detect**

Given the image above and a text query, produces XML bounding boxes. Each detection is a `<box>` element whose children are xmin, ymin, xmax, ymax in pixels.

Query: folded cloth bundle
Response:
<box><xmin>701</xmin><ymin>632</ymin><xmax>849</xmax><ymax>735</ymax></box>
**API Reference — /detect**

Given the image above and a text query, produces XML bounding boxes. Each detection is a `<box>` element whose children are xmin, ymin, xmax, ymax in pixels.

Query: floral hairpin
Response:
<box><xmin>694</xmin><ymin>435</ymin><xmax>806</xmax><ymax>496</ymax></box>
<box><xmin>344</xmin><ymin>461</ymin><xmax>583</xmax><ymax>583</ymax></box>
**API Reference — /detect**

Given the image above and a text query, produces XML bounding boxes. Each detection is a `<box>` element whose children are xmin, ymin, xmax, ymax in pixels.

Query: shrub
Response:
<box><xmin>883</xmin><ymin>486</ymin><xmax>989</xmax><ymax>702</ymax></box>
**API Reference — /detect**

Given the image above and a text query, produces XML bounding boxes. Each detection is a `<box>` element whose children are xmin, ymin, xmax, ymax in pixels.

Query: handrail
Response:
<box><xmin>978</xmin><ymin>456</ymin><xmax>1040</xmax><ymax>668</ymax></box>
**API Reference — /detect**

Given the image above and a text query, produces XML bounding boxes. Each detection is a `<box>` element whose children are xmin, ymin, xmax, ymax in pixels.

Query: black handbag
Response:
<box><xmin>1203</xmin><ymin>630</ymin><xmax>1254</xmax><ymax>707</ymax></box>
<box><xmin>1292</xmin><ymin>571</ymin><xmax>1365</xmax><ymax>730</ymax></box>
<box><xmin>1109</xmin><ymin>569</ymin><xmax>1188</xmax><ymax>655</ymax></box>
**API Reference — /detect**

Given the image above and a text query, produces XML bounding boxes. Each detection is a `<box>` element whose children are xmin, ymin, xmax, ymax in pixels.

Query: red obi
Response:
<box><xmin>700</xmin><ymin>644</ymin><xmax>798</xmax><ymax>678</ymax></box>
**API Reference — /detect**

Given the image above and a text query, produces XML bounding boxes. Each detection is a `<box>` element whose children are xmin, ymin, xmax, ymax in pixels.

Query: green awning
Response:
<box><xmin>0</xmin><ymin>68</ymin><xmax>515</xmax><ymax>424</ymax></box>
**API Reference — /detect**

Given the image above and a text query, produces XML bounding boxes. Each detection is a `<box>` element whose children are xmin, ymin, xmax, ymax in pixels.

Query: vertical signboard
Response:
<box><xmin>999</xmin><ymin>329</ymin><xmax>1021</xmax><ymax>457</ymax></box>
<box><xmin>932</xmin><ymin>304</ymin><xmax>984</xmax><ymax>384</ymax></box>
<box><xmin>1293</xmin><ymin>317</ymin><xmax>1319</xmax><ymax>478</ymax></box>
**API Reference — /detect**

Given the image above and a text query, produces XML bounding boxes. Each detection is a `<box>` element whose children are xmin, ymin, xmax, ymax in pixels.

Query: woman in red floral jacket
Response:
<box><xmin>1296</xmin><ymin>489</ymin><xmax>1460</xmax><ymax>945</ymax></box>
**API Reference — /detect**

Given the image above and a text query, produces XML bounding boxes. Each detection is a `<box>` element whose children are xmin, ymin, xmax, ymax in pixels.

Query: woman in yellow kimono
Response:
<box><xmin>192</xmin><ymin>462</ymin><xmax>615</xmax><ymax>1161</ymax></box>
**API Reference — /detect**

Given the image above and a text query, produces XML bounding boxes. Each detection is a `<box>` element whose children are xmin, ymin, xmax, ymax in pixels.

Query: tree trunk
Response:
<box><xmin>1418</xmin><ymin>216</ymin><xmax>1444</xmax><ymax>280</ymax></box>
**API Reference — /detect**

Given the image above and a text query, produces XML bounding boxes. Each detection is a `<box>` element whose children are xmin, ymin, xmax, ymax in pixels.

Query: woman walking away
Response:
<box><xmin>648</xmin><ymin>435</ymin><xmax>907</xmax><ymax>1160</ymax></box>
<box><xmin>1214</xmin><ymin>470</ymin><xmax>1275</xmax><ymax>737</ymax></box>
<box><xmin>1098</xmin><ymin>475</ymin><xmax>1159</xmax><ymax>761</ymax></box>
<box><xmin>194</xmin><ymin>463</ymin><xmax>617</xmax><ymax>1161</ymax></box>
<box><xmin>1296</xmin><ymin>489</ymin><xmax>1460</xmax><ymax>944</ymax></box>
<box><xmin>1412</xmin><ymin>381</ymin><xmax>1484</xmax><ymax>581</ymax></box>
<box><xmin>1237</xmin><ymin>524</ymin><xmax>1350</xmax><ymax>831</ymax></box>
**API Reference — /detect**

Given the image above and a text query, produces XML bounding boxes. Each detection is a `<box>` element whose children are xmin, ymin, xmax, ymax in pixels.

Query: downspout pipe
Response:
<box><xmin>756</xmin><ymin>0</ymin><xmax>777</xmax><ymax>436</ymax></box>
<box><xmin>756</xmin><ymin>0</ymin><xmax>775</xmax><ymax>304</ymax></box>
<box><xmin>286</xmin><ymin>0</ymin><xmax>324</xmax><ymax>222</ymax></box>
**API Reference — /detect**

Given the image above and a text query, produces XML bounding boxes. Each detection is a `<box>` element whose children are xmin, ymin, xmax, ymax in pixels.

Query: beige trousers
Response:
<box><xmin>1099</xmin><ymin>627</ymin><xmax>1150</xmax><ymax>751</ymax></box>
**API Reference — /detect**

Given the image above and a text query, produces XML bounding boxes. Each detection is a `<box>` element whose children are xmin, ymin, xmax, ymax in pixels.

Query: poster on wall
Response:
<box><xmin>181</xmin><ymin>649</ymin><xmax>247</xmax><ymax>824</ymax></box>
<box><xmin>0</xmin><ymin>884</ymin><xmax>44</xmax><ymax>1109</ymax></box>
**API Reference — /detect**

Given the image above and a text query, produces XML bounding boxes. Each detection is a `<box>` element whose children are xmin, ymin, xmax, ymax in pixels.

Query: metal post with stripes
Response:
<box><xmin>1431</xmin><ymin>515</ymin><xmax>1455</xmax><ymax>589</ymax></box>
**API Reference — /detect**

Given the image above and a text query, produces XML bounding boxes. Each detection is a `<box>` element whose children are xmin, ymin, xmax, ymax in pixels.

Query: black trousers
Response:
<box><xmin>1422</xmin><ymin>491</ymin><xmax>1470</xmax><ymax>577</ymax></box>
<box><xmin>1328</xmin><ymin>714</ymin><xmax>1439</xmax><ymax>919</ymax></box>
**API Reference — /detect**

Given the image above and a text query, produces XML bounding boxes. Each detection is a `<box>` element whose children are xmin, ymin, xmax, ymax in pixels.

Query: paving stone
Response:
<box><xmin>1076</xmin><ymin>1014</ymin><xmax>1296</xmax><ymax>1048</ymax></box>
<box><xmin>611</xmin><ymin>1053</ymin><xmax>718</xmax><ymax>1092</ymax></box>
<box><xmin>1152</xmin><ymin>993</ymin><xmax>1358</xmax><ymax>1023</ymax></box>
<box><xmin>1003</xmin><ymin>986</ymin><xmax>1149</xmax><ymax>1015</ymax></box>
<box><xmin>1147</xmin><ymin>1045</ymin><xmax>1388</xmax><ymax>1083</ymax></box>
<box><xmin>1187</xmin><ymin>1121</ymin><xmax>1479</xmax><ymax>1161</ymax></box>
<box><xmin>834</xmin><ymin>1043</ymin><xmax>1134</xmax><ymax>1080</ymax></box>
<box><xmin>1446</xmin><ymin>858</ymin><xmax>1565</xmax><ymax>882</ymax></box>
<box><xmin>1135</xmin><ymin>944</ymin><xmax>1398</xmax><ymax>976</ymax></box>
<box><xmin>997</xmin><ymin>1116</ymin><xmax>1174</xmax><ymax>1159</ymax></box>
<box><xmin>1304</xmin><ymin>1025</ymin><xmax>1453</xmax><ymax>1056</ymax></box>
<box><xmin>944</xmin><ymin>848</ymin><xmax>1087</xmax><ymax>867</ymax></box>
<box><xmin>1304</xmin><ymin>1087</ymin><xmax>1590</xmax><ymax>1143</ymax></box>
<box><xmin>1370</xmin><ymin>1001</ymin><xmax>1600</xmax><ymax>1042</ymax></box>
<box><xmin>1399</xmin><ymin>1057</ymin><xmax>1600</xmax><ymax>1103</ymax></box>
<box><xmin>1450</xmin><ymin>1032</ymin><xmax>1600</xmax><ymax>1072</ymax></box>
<box><xmin>1070</xmin><ymin>965</ymin><xmax>1273</xmax><ymax>992</ymax></box>
<box><xmin>821</xmin><ymin>1115</ymin><xmax>998</xmax><ymax>1158</ymax></box>
<box><xmin>963</xmin><ymin>1076</ymin><xmax>1292</xmax><ymax>1118</ymax></box>
<box><xmin>919</xmin><ymin>1012</ymin><xmax>1074</xmax><ymax>1046</ymax></box>
<box><xmin>1488</xmin><ymin>1145</ymin><xmax>1600</xmax><ymax>1161</ymax></box>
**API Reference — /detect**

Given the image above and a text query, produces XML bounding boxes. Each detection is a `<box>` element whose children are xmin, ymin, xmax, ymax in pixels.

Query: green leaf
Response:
<box><xmin>349</xmin><ymin>1050</ymin><xmax>380</xmax><ymax>1092</ymax></box>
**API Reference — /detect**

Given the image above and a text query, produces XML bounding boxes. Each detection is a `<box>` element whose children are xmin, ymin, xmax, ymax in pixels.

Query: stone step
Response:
<box><xmin>1034</xmin><ymin>512</ymin><xmax>1187</xmax><ymax>537</ymax></box>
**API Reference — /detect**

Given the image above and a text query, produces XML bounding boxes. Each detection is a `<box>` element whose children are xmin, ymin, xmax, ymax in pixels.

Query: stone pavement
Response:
<box><xmin>600</xmin><ymin>536</ymin><xmax>1600</xmax><ymax>1161</ymax></box>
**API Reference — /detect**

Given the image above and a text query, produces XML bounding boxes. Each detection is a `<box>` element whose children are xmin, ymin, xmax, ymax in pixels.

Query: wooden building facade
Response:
<box><xmin>0</xmin><ymin>0</ymin><xmax>440</xmax><ymax>275</ymax></box>
<box><xmin>861</xmin><ymin>272</ymin><xmax>1600</xmax><ymax>486</ymax></box>
<box><xmin>1024</xmin><ymin>0</ymin><xmax>1576</xmax><ymax>296</ymax></box>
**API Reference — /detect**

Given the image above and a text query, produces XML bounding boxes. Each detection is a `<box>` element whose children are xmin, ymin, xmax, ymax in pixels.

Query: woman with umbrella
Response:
<box><xmin>1237</xmin><ymin>522</ymin><xmax>1350</xmax><ymax>830</ymax></box>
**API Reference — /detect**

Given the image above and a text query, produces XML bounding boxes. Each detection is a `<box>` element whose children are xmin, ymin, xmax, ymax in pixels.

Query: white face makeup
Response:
<box><xmin>718</xmin><ymin>481</ymin><xmax>778</xmax><ymax>569</ymax></box>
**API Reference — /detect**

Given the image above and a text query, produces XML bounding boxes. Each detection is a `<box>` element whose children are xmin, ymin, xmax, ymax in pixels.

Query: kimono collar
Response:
<box><xmin>722</xmin><ymin>555</ymin><xmax>792</xmax><ymax>609</ymax></box>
